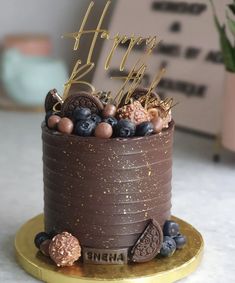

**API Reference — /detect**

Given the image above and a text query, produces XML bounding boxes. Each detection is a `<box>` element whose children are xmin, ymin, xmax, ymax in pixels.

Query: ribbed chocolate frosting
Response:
<box><xmin>42</xmin><ymin>122</ymin><xmax>174</xmax><ymax>250</ymax></box>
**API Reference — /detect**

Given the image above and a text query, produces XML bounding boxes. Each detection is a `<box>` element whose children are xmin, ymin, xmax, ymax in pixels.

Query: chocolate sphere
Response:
<box><xmin>102</xmin><ymin>104</ymin><xmax>117</xmax><ymax>118</ymax></box>
<box><xmin>95</xmin><ymin>122</ymin><xmax>113</xmax><ymax>139</ymax></box>
<box><xmin>148</xmin><ymin>108</ymin><xmax>159</xmax><ymax>121</ymax></box>
<box><xmin>47</xmin><ymin>115</ymin><xmax>61</xmax><ymax>129</ymax></box>
<box><xmin>40</xmin><ymin>239</ymin><xmax>51</xmax><ymax>256</ymax></box>
<box><xmin>57</xmin><ymin>118</ymin><xmax>74</xmax><ymax>134</ymax></box>
<box><xmin>152</xmin><ymin>117</ymin><xmax>163</xmax><ymax>134</ymax></box>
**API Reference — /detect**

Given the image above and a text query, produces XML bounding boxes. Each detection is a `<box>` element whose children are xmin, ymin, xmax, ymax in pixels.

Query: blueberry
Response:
<box><xmin>160</xmin><ymin>236</ymin><xmax>176</xmax><ymax>257</ymax></box>
<box><xmin>34</xmin><ymin>232</ymin><xmax>50</xmax><ymax>249</ymax></box>
<box><xmin>115</xmin><ymin>119</ymin><xmax>136</xmax><ymax>138</ymax></box>
<box><xmin>48</xmin><ymin>230</ymin><xmax>58</xmax><ymax>239</ymax></box>
<box><xmin>75</xmin><ymin>119</ymin><xmax>96</xmax><ymax>136</ymax></box>
<box><xmin>173</xmin><ymin>234</ymin><xmax>187</xmax><ymax>249</ymax></box>
<box><xmin>136</xmin><ymin>121</ymin><xmax>154</xmax><ymax>136</ymax></box>
<box><xmin>103</xmin><ymin>116</ymin><xmax>118</xmax><ymax>127</ymax></box>
<box><xmin>73</xmin><ymin>107</ymin><xmax>91</xmax><ymax>122</ymax></box>
<box><xmin>163</xmin><ymin>220</ymin><xmax>180</xmax><ymax>237</ymax></box>
<box><xmin>90</xmin><ymin>114</ymin><xmax>102</xmax><ymax>125</ymax></box>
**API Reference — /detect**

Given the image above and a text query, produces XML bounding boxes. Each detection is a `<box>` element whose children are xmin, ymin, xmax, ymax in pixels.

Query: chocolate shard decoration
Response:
<box><xmin>130</xmin><ymin>219</ymin><xmax>163</xmax><ymax>263</ymax></box>
<box><xmin>119</xmin><ymin>87</ymin><xmax>159</xmax><ymax>107</ymax></box>
<box><xmin>83</xmin><ymin>247</ymin><xmax>128</xmax><ymax>265</ymax></box>
<box><xmin>61</xmin><ymin>92</ymin><xmax>104</xmax><ymax>118</ymax></box>
<box><xmin>95</xmin><ymin>91</ymin><xmax>113</xmax><ymax>105</ymax></box>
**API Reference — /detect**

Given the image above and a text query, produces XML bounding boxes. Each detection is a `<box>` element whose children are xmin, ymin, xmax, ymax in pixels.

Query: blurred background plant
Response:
<box><xmin>210</xmin><ymin>0</ymin><xmax>235</xmax><ymax>152</ymax></box>
<box><xmin>210</xmin><ymin>0</ymin><xmax>235</xmax><ymax>72</ymax></box>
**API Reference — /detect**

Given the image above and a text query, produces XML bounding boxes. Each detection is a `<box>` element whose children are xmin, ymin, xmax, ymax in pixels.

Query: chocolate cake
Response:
<box><xmin>42</xmin><ymin>121</ymin><xmax>174</xmax><ymax>252</ymax></box>
<box><xmin>33</xmin><ymin>2</ymin><xmax>188</xmax><ymax>266</ymax></box>
<box><xmin>34</xmin><ymin>86</ymin><xmax>187</xmax><ymax>266</ymax></box>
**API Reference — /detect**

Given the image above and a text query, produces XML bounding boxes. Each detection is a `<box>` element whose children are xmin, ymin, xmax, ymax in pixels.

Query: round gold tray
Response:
<box><xmin>15</xmin><ymin>214</ymin><xmax>204</xmax><ymax>283</ymax></box>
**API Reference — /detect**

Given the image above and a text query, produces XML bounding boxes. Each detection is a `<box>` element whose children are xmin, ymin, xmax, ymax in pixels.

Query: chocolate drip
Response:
<box><xmin>42</xmin><ymin>122</ymin><xmax>174</xmax><ymax>252</ymax></box>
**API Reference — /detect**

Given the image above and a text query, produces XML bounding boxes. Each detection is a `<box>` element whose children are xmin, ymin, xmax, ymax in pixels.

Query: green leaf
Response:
<box><xmin>210</xmin><ymin>0</ymin><xmax>235</xmax><ymax>72</ymax></box>
<box><xmin>226</xmin><ymin>12</ymin><xmax>235</xmax><ymax>37</ymax></box>
<box><xmin>228</xmin><ymin>4</ymin><xmax>235</xmax><ymax>15</ymax></box>
<box><xmin>220</xmin><ymin>25</ymin><xmax>235</xmax><ymax>72</ymax></box>
<box><xmin>209</xmin><ymin>0</ymin><xmax>223</xmax><ymax>32</ymax></box>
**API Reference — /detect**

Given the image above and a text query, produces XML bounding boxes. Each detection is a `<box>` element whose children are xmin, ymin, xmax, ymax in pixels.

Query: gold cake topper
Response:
<box><xmin>62</xmin><ymin>0</ymin><xmax>174</xmax><ymax>111</ymax></box>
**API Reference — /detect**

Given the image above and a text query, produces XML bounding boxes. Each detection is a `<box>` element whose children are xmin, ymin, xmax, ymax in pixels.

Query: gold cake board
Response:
<box><xmin>15</xmin><ymin>214</ymin><xmax>204</xmax><ymax>283</ymax></box>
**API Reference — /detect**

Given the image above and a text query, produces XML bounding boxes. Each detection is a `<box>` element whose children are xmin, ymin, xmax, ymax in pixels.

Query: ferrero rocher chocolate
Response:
<box><xmin>49</xmin><ymin>232</ymin><xmax>81</xmax><ymax>267</ymax></box>
<box><xmin>116</xmin><ymin>101</ymin><xmax>150</xmax><ymax>125</ymax></box>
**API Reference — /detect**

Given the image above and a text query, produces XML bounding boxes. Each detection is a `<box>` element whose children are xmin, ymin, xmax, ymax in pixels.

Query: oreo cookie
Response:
<box><xmin>44</xmin><ymin>89</ymin><xmax>62</xmax><ymax>112</ymax></box>
<box><xmin>129</xmin><ymin>219</ymin><xmax>163</xmax><ymax>263</ymax></box>
<box><xmin>61</xmin><ymin>92</ymin><xmax>104</xmax><ymax>119</ymax></box>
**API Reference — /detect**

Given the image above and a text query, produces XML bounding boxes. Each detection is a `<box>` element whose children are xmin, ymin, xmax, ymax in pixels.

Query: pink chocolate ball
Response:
<box><xmin>148</xmin><ymin>108</ymin><xmax>159</xmax><ymax>121</ymax></box>
<box><xmin>102</xmin><ymin>104</ymin><xmax>117</xmax><ymax>118</ymax></box>
<box><xmin>48</xmin><ymin>115</ymin><xmax>61</xmax><ymax>129</ymax></box>
<box><xmin>95</xmin><ymin>122</ymin><xmax>113</xmax><ymax>139</ymax></box>
<box><xmin>152</xmin><ymin>117</ymin><xmax>163</xmax><ymax>134</ymax></box>
<box><xmin>57</xmin><ymin>118</ymin><xmax>74</xmax><ymax>134</ymax></box>
<box><xmin>40</xmin><ymin>239</ymin><xmax>51</xmax><ymax>256</ymax></box>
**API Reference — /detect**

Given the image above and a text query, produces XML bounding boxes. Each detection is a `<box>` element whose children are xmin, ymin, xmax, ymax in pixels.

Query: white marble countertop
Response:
<box><xmin>0</xmin><ymin>110</ymin><xmax>234</xmax><ymax>283</ymax></box>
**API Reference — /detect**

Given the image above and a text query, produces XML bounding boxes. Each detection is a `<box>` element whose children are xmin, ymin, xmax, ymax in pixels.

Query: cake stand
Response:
<box><xmin>15</xmin><ymin>214</ymin><xmax>204</xmax><ymax>283</ymax></box>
